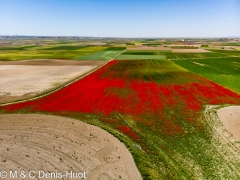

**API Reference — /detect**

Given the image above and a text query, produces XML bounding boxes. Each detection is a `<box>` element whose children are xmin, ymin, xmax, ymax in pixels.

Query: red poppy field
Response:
<box><xmin>1</xmin><ymin>59</ymin><xmax>240</xmax><ymax>179</ymax></box>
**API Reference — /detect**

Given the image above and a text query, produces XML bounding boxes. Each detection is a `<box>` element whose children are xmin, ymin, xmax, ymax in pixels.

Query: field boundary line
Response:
<box><xmin>0</xmin><ymin>60</ymin><xmax>111</xmax><ymax>107</ymax></box>
<box><xmin>111</xmin><ymin>49</ymin><xmax>126</xmax><ymax>60</ymax></box>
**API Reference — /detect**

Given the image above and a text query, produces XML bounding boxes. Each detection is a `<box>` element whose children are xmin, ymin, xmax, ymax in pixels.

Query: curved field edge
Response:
<box><xmin>1</xmin><ymin>60</ymin><xmax>240</xmax><ymax>179</ymax></box>
<box><xmin>0</xmin><ymin>61</ymin><xmax>109</xmax><ymax>106</ymax></box>
<box><xmin>1</xmin><ymin>105</ymin><xmax>239</xmax><ymax>180</ymax></box>
<box><xmin>0</xmin><ymin>110</ymin><xmax>149</xmax><ymax>179</ymax></box>
<box><xmin>0</xmin><ymin>113</ymin><xmax>142</xmax><ymax>180</ymax></box>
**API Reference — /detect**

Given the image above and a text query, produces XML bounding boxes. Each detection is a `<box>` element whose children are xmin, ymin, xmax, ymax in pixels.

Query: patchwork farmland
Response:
<box><xmin>1</xmin><ymin>58</ymin><xmax>240</xmax><ymax>179</ymax></box>
<box><xmin>0</xmin><ymin>37</ymin><xmax>240</xmax><ymax>179</ymax></box>
<box><xmin>77</xmin><ymin>47</ymin><xmax>125</xmax><ymax>60</ymax></box>
<box><xmin>0</xmin><ymin>45</ymin><xmax>106</xmax><ymax>60</ymax></box>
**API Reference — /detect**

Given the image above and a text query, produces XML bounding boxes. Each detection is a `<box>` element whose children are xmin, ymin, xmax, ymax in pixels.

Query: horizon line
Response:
<box><xmin>0</xmin><ymin>35</ymin><xmax>240</xmax><ymax>39</ymax></box>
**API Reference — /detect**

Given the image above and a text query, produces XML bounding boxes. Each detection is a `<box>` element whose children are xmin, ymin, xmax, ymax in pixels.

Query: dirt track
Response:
<box><xmin>217</xmin><ymin>106</ymin><xmax>240</xmax><ymax>140</ymax></box>
<box><xmin>0</xmin><ymin>114</ymin><xmax>142</xmax><ymax>180</ymax></box>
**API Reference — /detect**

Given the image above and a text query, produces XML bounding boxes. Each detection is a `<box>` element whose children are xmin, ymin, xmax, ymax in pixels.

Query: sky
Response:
<box><xmin>0</xmin><ymin>0</ymin><xmax>239</xmax><ymax>37</ymax></box>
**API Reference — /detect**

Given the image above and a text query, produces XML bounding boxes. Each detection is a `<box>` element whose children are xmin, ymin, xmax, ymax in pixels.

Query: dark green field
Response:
<box><xmin>167</xmin><ymin>52</ymin><xmax>228</xmax><ymax>59</ymax></box>
<box><xmin>171</xmin><ymin>46</ymin><xmax>199</xmax><ymax>49</ymax></box>
<box><xmin>115</xmin><ymin>54</ymin><xmax>166</xmax><ymax>60</ymax></box>
<box><xmin>173</xmin><ymin>57</ymin><xmax>240</xmax><ymax>93</ymax></box>
<box><xmin>121</xmin><ymin>50</ymin><xmax>231</xmax><ymax>60</ymax></box>
<box><xmin>123</xmin><ymin>50</ymin><xmax>171</xmax><ymax>55</ymax></box>
<box><xmin>218</xmin><ymin>43</ymin><xmax>240</xmax><ymax>46</ymax></box>
<box><xmin>0</xmin><ymin>45</ymin><xmax>38</xmax><ymax>50</ymax></box>
<box><xmin>142</xmin><ymin>43</ymin><xmax>162</xmax><ymax>46</ymax></box>
<box><xmin>208</xmin><ymin>49</ymin><xmax>240</xmax><ymax>57</ymax></box>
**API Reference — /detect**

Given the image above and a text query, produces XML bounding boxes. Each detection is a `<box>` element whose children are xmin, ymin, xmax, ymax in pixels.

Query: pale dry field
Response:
<box><xmin>171</xmin><ymin>49</ymin><xmax>210</xmax><ymax>53</ymax></box>
<box><xmin>217</xmin><ymin>106</ymin><xmax>240</xmax><ymax>140</ymax></box>
<box><xmin>0</xmin><ymin>59</ymin><xmax>105</xmax><ymax>66</ymax></box>
<box><xmin>127</xmin><ymin>46</ymin><xmax>171</xmax><ymax>50</ymax></box>
<box><xmin>0</xmin><ymin>60</ymin><xmax>105</xmax><ymax>103</ymax></box>
<box><xmin>0</xmin><ymin>114</ymin><xmax>142</xmax><ymax>180</ymax></box>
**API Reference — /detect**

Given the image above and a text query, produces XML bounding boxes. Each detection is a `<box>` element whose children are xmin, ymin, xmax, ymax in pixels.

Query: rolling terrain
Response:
<box><xmin>1</xmin><ymin>38</ymin><xmax>240</xmax><ymax>179</ymax></box>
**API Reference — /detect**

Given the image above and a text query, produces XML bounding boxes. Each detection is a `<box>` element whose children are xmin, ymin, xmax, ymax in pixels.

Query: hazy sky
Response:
<box><xmin>0</xmin><ymin>0</ymin><xmax>239</xmax><ymax>37</ymax></box>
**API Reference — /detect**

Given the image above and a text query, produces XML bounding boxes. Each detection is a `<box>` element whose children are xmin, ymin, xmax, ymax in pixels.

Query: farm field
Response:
<box><xmin>0</xmin><ymin>45</ymin><xmax>106</xmax><ymax>60</ymax></box>
<box><xmin>127</xmin><ymin>46</ymin><xmax>171</xmax><ymax>50</ymax></box>
<box><xmin>0</xmin><ymin>114</ymin><xmax>142</xmax><ymax>179</ymax></box>
<box><xmin>171</xmin><ymin>46</ymin><xmax>199</xmax><ymax>49</ymax></box>
<box><xmin>171</xmin><ymin>49</ymin><xmax>210</xmax><ymax>53</ymax></box>
<box><xmin>115</xmin><ymin>54</ymin><xmax>166</xmax><ymax>60</ymax></box>
<box><xmin>167</xmin><ymin>52</ymin><xmax>228</xmax><ymax>59</ymax></box>
<box><xmin>218</xmin><ymin>43</ymin><xmax>240</xmax><ymax>46</ymax></box>
<box><xmin>1</xmin><ymin>59</ymin><xmax>240</xmax><ymax>179</ymax></box>
<box><xmin>207</xmin><ymin>49</ymin><xmax>240</xmax><ymax>57</ymax></box>
<box><xmin>115</xmin><ymin>50</ymin><xmax>166</xmax><ymax>60</ymax></box>
<box><xmin>0</xmin><ymin>60</ymin><xmax>105</xmax><ymax>103</ymax></box>
<box><xmin>121</xmin><ymin>50</ymin><xmax>228</xmax><ymax>60</ymax></box>
<box><xmin>217</xmin><ymin>106</ymin><xmax>240</xmax><ymax>139</ymax></box>
<box><xmin>173</xmin><ymin>57</ymin><xmax>240</xmax><ymax>93</ymax></box>
<box><xmin>77</xmin><ymin>47</ymin><xmax>125</xmax><ymax>60</ymax></box>
<box><xmin>123</xmin><ymin>50</ymin><xmax>172</xmax><ymax>55</ymax></box>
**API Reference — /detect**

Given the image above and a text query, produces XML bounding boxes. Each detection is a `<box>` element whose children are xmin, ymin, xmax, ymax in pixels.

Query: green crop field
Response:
<box><xmin>218</xmin><ymin>43</ymin><xmax>240</xmax><ymax>46</ymax></box>
<box><xmin>115</xmin><ymin>54</ymin><xmax>166</xmax><ymax>60</ymax></box>
<box><xmin>208</xmin><ymin>49</ymin><xmax>240</xmax><ymax>57</ymax></box>
<box><xmin>171</xmin><ymin>46</ymin><xmax>199</xmax><ymax>49</ymax></box>
<box><xmin>123</xmin><ymin>50</ymin><xmax>171</xmax><ymax>55</ymax></box>
<box><xmin>167</xmin><ymin>52</ymin><xmax>228</xmax><ymax>59</ymax></box>
<box><xmin>122</xmin><ymin>50</ymin><xmax>228</xmax><ymax>60</ymax></box>
<box><xmin>115</xmin><ymin>50</ymin><xmax>171</xmax><ymax>60</ymax></box>
<box><xmin>77</xmin><ymin>47</ymin><xmax>125</xmax><ymax>60</ymax></box>
<box><xmin>142</xmin><ymin>43</ymin><xmax>162</xmax><ymax>46</ymax></box>
<box><xmin>0</xmin><ymin>46</ymin><xmax>106</xmax><ymax>60</ymax></box>
<box><xmin>0</xmin><ymin>45</ymin><xmax>38</xmax><ymax>50</ymax></box>
<box><xmin>173</xmin><ymin>57</ymin><xmax>240</xmax><ymax>93</ymax></box>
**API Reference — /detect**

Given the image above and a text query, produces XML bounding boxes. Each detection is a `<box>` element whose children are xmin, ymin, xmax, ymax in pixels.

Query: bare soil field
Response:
<box><xmin>171</xmin><ymin>49</ymin><xmax>210</xmax><ymax>53</ymax></box>
<box><xmin>217</xmin><ymin>106</ymin><xmax>240</xmax><ymax>140</ymax></box>
<box><xmin>0</xmin><ymin>60</ymin><xmax>105</xmax><ymax>103</ymax></box>
<box><xmin>0</xmin><ymin>114</ymin><xmax>142</xmax><ymax>180</ymax></box>
<box><xmin>168</xmin><ymin>44</ymin><xmax>201</xmax><ymax>47</ymax></box>
<box><xmin>127</xmin><ymin>46</ymin><xmax>171</xmax><ymax>50</ymax></box>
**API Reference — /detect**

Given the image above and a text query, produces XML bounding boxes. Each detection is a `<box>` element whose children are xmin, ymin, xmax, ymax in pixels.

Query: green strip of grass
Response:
<box><xmin>115</xmin><ymin>54</ymin><xmax>166</xmax><ymax>60</ymax></box>
<box><xmin>123</xmin><ymin>50</ymin><xmax>171</xmax><ymax>55</ymax></box>
<box><xmin>167</xmin><ymin>52</ymin><xmax>228</xmax><ymax>59</ymax></box>
<box><xmin>173</xmin><ymin>57</ymin><xmax>240</xmax><ymax>93</ymax></box>
<box><xmin>208</xmin><ymin>49</ymin><xmax>240</xmax><ymax>56</ymax></box>
<box><xmin>76</xmin><ymin>49</ymin><xmax>124</xmax><ymax>60</ymax></box>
